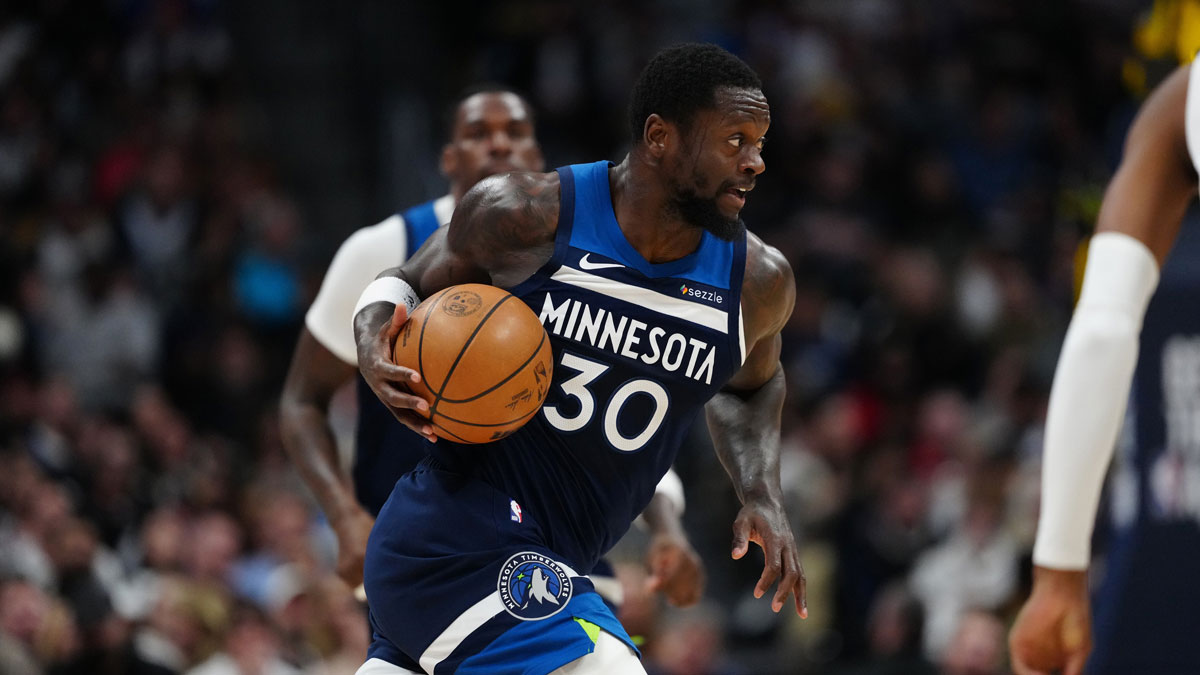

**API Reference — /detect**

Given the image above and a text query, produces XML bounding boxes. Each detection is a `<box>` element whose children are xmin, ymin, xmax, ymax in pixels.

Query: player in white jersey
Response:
<box><xmin>279</xmin><ymin>87</ymin><xmax>703</xmax><ymax>606</ymax></box>
<box><xmin>1009</xmin><ymin>64</ymin><xmax>1200</xmax><ymax>674</ymax></box>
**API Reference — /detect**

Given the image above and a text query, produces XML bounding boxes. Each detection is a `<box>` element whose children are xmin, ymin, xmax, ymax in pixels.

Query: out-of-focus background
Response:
<box><xmin>0</xmin><ymin>1</ymin><xmax>1197</xmax><ymax>674</ymax></box>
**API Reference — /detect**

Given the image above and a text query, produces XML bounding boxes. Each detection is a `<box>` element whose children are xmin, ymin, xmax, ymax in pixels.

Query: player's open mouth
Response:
<box><xmin>723</xmin><ymin>187</ymin><xmax>749</xmax><ymax>209</ymax></box>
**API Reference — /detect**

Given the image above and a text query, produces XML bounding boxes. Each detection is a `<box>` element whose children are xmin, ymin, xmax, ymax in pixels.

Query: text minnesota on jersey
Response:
<box><xmin>538</xmin><ymin>294</ymin><xmax>721</xmax><ymax>385</ymax></box>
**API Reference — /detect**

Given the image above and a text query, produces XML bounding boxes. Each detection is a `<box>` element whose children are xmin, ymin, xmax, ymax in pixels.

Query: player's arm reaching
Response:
<box><xmin>280</xmin><ymin>223</ymin><xmax>403</xmax><ymax>587</ymax></box>
<box><xmin>1009</xmin><ymin>64</ymin><xmax>1199</xmax><ymax>675</ymax></box>
<box><xmin>352</xmin><ymin>172</ymin><xmax>560</xmax><ymax>440</ymax></box>
<box><xmin>280</xmin><ymin>332</ymin><xmax>371</xmax><ymax>585</ymax></box>
<box><xmin>705</xmin><ymin>234</ymin><xmax>805</xmax><ymax>617</ymax></box>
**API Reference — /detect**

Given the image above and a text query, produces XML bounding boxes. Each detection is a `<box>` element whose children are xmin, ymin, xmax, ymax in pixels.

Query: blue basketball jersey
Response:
<box><xmin>428</xmin><ymin>160</ymin><xmax>747</xmax><ymax>571</ymax></box>
<box><xmin>353</xmin><ymin>199</ymin><xmax>443</xmax><ymax>515</ymax></box>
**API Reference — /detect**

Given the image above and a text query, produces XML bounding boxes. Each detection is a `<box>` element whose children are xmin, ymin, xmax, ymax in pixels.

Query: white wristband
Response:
<box><xmin>352</xmin><ymin>277</ymin><xmax>420</xmax><ymax>328</ymax></box>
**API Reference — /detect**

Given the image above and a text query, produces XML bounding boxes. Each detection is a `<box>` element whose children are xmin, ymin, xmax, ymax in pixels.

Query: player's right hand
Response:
<box><xmin>333</xmin><ymin>506</ymin><xmax>376</xmax><ymax>588</ymax></box>
<box><xmin>359</xmin><ymin>303</ymin><xmax>437</xmax><ymax>442</ymax></box>
<box><xmin>1009</xmin><ymin>567</ymin><xmax>1092</xmax><ymax>675</ymax></box>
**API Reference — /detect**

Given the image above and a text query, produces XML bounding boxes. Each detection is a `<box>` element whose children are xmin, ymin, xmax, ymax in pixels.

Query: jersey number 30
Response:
<box><xmin>543</xmin><ymin>353</ymin><xmax>668</xmax><ymax>452</ymax></box>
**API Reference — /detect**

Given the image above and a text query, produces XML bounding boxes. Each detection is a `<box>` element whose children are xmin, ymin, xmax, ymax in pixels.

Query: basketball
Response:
<box><xmin>392</xmin><ymin>283</ymin><xmax>553</xmax><ymax>444</ymax></box>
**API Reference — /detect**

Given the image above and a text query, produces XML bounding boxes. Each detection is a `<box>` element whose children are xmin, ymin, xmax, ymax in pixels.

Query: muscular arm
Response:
<box><xmin>1035</xmin><ymin>64</ymin><xmax>1197</xmax><ymax>571</ymax></box>
<box><xmin>1011</xmin><ymin>64</ymin><xmax>1198</xmax><ymax>675</ymax></box>
<box><xmin>279</xmin><ymin>330</ymin><xmax>372</xmax><ymax>583</ymax></box>
<box><xmin>704</xmin><ymin>235</ymin><xmax>804</xmax><ymax>616</ymax></box>
<box><xmin>352</xmin><ymin>172</ymin><xmax>560</xmax><ymax>433</ymax></box>
<box><xmin>280</xmin><ymin>217</ymin><xmax>409</xmax><ymax>585</ymax></box>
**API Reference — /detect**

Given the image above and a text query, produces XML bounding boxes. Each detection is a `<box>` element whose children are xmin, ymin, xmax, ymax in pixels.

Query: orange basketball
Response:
<box><xmin>392</xmin><ymin>283</ymin><xmax>553</xmax><ymax>444</ymax></box>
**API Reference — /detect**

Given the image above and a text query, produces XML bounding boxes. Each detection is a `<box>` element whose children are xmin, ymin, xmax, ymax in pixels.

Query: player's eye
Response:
<box><xmin>728</xmin><ymin>136</ymin><xmax>742</xmax><ymax>148</ymax></box>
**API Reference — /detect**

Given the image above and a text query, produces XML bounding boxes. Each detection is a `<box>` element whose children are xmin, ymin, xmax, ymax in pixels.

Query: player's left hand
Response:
<box><xmin>732</xmin><ymin>496</ymin><xmax>806</xmax><ymax>617</ymax></box>
<box><xmin>645</xmin><ymin>531</ymin><xmax>705</xmax><ymax>607</ymax></box>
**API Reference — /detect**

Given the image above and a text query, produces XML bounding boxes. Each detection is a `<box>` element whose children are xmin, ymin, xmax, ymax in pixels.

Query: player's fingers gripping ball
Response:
<box><xmin>393</xmin><ymin>283</ymin><xmax>553</xmax><ymax>443</ymax></box>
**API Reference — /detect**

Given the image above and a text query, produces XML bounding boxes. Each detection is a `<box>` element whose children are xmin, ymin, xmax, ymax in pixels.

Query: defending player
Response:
<box><xmin>1009</xmin><ymin>64</ymin><xmax>1199</xmax><ymax>674</ymax></box>
<box><xmin>352</xmin><ymin>43</ymin><xmax>803</xmax><ymax>674</ymax></box>
<box><xmin>279</xmin><ymin>87</ymin><xmax>703</xmax><ymax>606</ymax></box>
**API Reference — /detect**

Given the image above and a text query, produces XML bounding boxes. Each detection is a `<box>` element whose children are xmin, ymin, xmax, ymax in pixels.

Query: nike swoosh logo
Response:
<box><xmin>578</xmin><ymin>254</ymin><xmax>624</xmax><ymax>271</ymax></box>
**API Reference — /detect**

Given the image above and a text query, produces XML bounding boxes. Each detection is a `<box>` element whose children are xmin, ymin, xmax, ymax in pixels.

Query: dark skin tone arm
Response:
<box><xmin>353</xmin><ymin>171</ymin><xmax>560</xmax><ymax>440</ymax></box>
<box><xmin>705</xmin><ymin>233</ymin><xmax>804</xmax><ymax>617</ymax></box>
<box><xmin>1009</xmin><ymin>64</ymin><xmax>1198</xmax><ymax>675</ymax></box>
<box><xmin>279</xmin><ymin>331</ymin><xmax>375</xmax><ymax>586</ymax></box>
<box><xmin>639</xmin><ymin>491</ymin><xmax>705</xmax><ymax>607</ymax></box>
<box><xmin>356</xmin><ymin>156</ymin><xmax>793</xmax><ymax>613</ymax></box>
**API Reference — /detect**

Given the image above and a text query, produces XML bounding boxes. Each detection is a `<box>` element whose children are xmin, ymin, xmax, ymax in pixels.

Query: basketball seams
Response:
<box><xmin>415</xmin><ymin>286</ymin><xmax>455</xmax><ymax>394</ymax></box>
<box><xmin>430</xmin><ymin>293</ymin><xmax>516</xmax><ymax>417</ymax></box>
<box><xmin>437</xmin><ymin>328</ymin><xmax>549</xmax><ymax>404</ymax></box>
<box><xmin>433</xmin><ymin>404</ymin><xmax>540</xmax><ymax>429</ymax></box>
<box><xmin>428</xmin><ymin>419</ymin><xmax>474</xmax><ymax>443</ymax></box>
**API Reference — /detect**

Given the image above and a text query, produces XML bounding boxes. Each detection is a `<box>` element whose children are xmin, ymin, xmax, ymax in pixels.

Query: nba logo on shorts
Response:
<box><xmin>497</xmin><ymin>552</ymin><xmax>573</xmax><ymax>620</ymax></box>
<box><xmin>510</xmin><ymin>499</ymin><xmax>523</xmax><ymax>523</ymax></box>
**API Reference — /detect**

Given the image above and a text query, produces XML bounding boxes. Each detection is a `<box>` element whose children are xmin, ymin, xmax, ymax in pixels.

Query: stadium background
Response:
<box><xmin>0</xmin><ymin>1</ymin><xmax>1197</xmax><ymax>673</ymax></box>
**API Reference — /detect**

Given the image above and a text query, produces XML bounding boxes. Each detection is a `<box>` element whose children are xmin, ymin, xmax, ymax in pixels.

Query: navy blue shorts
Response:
<box><xmin>363</xmin><ymin>465</ymin><xmax>637</xmax><ymax>674</ymax></box>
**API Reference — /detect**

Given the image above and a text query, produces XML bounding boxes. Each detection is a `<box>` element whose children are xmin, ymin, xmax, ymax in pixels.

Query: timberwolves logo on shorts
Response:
<box><xmin>497</xmin><ymin>552</ymin><xmax>573</xmax><ymax>620</ymax></box>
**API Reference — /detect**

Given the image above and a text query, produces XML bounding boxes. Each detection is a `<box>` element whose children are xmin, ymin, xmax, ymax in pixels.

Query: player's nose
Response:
<box><xmin>489</xmin><ymin>130</ymin><xmax>513</xmax><ymax>156</ymax></box>
<box><xmin>740</xmin><ymin>147</ymin><xmax>765</xmax><ymax>175</ymax></box>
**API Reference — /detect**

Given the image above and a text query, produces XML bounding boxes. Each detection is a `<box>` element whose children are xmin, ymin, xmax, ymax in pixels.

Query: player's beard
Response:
<box><xmin>669</xmin><ymin>186</ymin><xmax>746</xmax><ymax>241</ymax></box>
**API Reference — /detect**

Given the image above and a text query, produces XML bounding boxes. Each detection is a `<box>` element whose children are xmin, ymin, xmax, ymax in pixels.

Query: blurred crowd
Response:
<box><xmin>0</xmin><ymin>0</ymin><xmax>1176</xmax><ymax>674</ymax></box>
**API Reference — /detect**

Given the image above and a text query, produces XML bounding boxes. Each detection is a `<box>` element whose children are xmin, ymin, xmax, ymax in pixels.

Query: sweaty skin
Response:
<box><xmin>355</xmin><ymin>86</ymin><xmax>806</xmax><ymax>616</ymax></box>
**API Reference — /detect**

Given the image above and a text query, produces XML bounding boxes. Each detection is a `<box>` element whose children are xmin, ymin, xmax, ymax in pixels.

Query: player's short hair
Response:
<box><xmin>442</xmin><ymin>84</ymin><xmax>536</xmax><ymax>141</ymax></box>
<box><xmin>628</xmin><ymin>43</ymin><xmax>762</xmax><ymax>144</ymax></box>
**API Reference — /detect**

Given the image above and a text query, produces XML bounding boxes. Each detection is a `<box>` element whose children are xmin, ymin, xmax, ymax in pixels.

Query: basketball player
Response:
<box><xmin>1009</xmin><ymin>64</ymin><xmax>1199</xmax><ymax>674</ymax></box>
<box><xmin>279</xmin><ymin>87</ymin><xmax>702</xmax><ymax>608</ymax></box>
<box><xmin>351</xmin><ymin>43</ymin><xmax>803</xmax><ymax>674</ymax></box>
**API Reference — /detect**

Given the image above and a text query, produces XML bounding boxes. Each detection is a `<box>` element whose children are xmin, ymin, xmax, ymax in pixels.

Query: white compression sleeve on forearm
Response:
<box><xmin>1033</xmin><ymin>232</ymin><xmax>1159</xmax><ymax>569</ymax></box>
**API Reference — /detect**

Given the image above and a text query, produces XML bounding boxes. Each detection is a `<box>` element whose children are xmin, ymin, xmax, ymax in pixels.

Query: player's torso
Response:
<box><xmin>434</xmin><ymin>160</ymin><xmax>747</xmax><ymax>568</ymax></box>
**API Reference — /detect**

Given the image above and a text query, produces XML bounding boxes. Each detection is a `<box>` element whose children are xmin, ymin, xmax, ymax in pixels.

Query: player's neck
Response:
<box><xmin>610</xmin><ymin>157</ymin><xmax>704</xmax><ymax>264</ymax></box>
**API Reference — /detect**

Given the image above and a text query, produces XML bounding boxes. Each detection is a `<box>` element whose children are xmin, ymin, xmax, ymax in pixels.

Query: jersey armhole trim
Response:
<box><xmin>727</xmin><ymin>232</ymin><xmax>749</xmax><ymax>370</ymax></box>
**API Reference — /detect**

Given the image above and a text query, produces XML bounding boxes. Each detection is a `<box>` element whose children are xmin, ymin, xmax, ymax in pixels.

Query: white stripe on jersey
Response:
<box><xmin>417</xmin><ymin>560</ymin><xmax>583</xmax><ymax>673</ymax></box>
<box><xmin>550</xmin><ymin>266</ymin><xmax>730</xmax><ymax>334</ymax></box>
<box><xmin>418</xmin><ymin>593</ymin><xmax>505</xmax><ymax>673</ymax></box>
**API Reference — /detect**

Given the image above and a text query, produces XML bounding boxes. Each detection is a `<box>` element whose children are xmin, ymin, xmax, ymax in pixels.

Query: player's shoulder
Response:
<box><xmin>340</xmin><ymin>213</ymin><xmax>407</xmax><ymax>253</ymax></box>
<box><xmin>741</xmin><ymin>231</ymin><xmax>795</xmax><ymax>335</ymax></box>
<box><xmin>451</xmin><ymin>170</ymin><xmax>561</xmax><ymax>250</ymax></box>
<box><xmin>743</xmin><ymin>231</ymin><xmax>793</xmax><ymax>299</ymax></box>
<box><xmin>464</xmin><ymin>170</ymin><xmax>561</xmax><ymax>214</ymax></box>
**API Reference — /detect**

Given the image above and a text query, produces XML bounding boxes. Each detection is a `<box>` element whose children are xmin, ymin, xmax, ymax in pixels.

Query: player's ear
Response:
<box><xmin>440</xmin><ymin>143</ymin><xmax>457</xmax><ymax>179</ymax></box>
<box><xmin>644</xmin><ymin>114</ymin><xmax>671</xmax><ymax>159</ymax></box>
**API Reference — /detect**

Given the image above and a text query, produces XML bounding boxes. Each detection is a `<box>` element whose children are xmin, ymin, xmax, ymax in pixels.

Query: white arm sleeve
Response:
<box><xmin>305</xmin><ymin>216</ymin><xmax>407</xmax><ymax>365</ymax></box>
<box><xmin>1032</xmin><ymin>232</ymin><xmax>1159</xmax><ymax>569</ymax></box>
<box><xmin>633</xmin><ymin>468</ymin><xmax>686</xmax><ymax>531</ymax></box>
<box><xmin>653</xmin><ymin>467</ymin><xmax>685</xmax><ymax>517</ymax></box>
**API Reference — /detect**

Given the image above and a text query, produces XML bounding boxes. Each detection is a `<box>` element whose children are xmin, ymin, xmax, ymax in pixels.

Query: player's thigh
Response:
<box><xmin>549</xmin><ymin>631</ymin><xmax>647</xmax><ymax>675</ymax></box>
<box><xmin>355</xmin><ymin>657</ymin><xmax>423</xmax><ymax>675</ymax></box>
